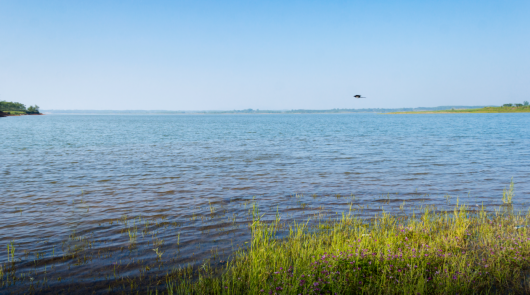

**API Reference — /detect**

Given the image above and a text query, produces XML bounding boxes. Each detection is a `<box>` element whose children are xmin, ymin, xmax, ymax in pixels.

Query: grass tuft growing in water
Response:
<box><xmin>503</xmin><ymin>178</ymin><xmax>516</xmax><ymax>205</ymax></box>
<box><xmin>176</xmin><ymin>204</ymin><xmax>530</xmax><ymax>294</ymax></box>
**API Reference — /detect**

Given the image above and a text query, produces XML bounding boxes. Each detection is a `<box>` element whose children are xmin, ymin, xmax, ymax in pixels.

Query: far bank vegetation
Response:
<box><xmin>389</xmin><ymin>101</ymin><xmax>529</xmax><ymax>114</ymax></box>
<box><xmin>0</xmin><ymin>100</ymin><xmax>40</xmax><ymax>116</ymax></box>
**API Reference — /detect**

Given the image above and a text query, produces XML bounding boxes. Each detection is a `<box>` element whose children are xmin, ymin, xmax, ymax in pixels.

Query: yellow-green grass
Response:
<box><xmin>177</xmin><ymin>204</ymin><xmax>530</xmax><ymax>294</ymax></box>
<box><xmin>3</xmin><ymin>111</ymin><xmax>27</xmax><ymax>115</ymax></box>
<box><xmin>3</xmin><ymin>191</ymin><xmax>530</xmax><ymax>294</ymax></box>
<box><xmin>388</xmin><ymin>106</ymin><xmax>530</xmax><ymax>114</ymax></box>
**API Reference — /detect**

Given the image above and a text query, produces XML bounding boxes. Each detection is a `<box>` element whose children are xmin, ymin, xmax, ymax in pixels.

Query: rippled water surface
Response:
<box><xmin>1</xmin><ymin>113</ymin><xmax>529</xmax><ymax>292</ymax></box>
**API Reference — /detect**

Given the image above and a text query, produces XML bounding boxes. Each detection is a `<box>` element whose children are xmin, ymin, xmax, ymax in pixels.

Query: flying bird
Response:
<box><xmin>353</xmin><ymin>95</ymin><xmax>366</xmax><ymax>98</ymax></box>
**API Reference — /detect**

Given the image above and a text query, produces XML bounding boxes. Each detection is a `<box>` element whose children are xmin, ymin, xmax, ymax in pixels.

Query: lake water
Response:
<box><xmin>1</xmin><ymin>113</ymin><xmax>529</xmax><ymax>292</ymax></box>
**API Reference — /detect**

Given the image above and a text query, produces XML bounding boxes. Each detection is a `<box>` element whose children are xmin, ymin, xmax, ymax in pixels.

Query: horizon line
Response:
<box><xmin>41</xmin><ymin>105</ymin><xmax>495</xmax><ymax>112</ymax></box>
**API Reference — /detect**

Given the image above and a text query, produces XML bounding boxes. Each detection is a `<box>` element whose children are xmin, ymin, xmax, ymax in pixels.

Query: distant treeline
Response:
<box><xmin>43</xmin><ymin>106</ymin><xmax>492</xmax><ymax>115</ymax></box>
<box><xmin>0</xmin><ymin>100</ymin><xmax>40</xmax><ymax>114</ymax></box>
<box><xmin>388</xmin><ymin>101</ymin><xmax>530</xmax><ymax>114</ymax></box>
<box><xmin>188</xmin><ymin>106</ymin><xmax>493</xmax><ymax>114</ymax></box>
<box><xmin>245</xmin><ymin>106</ymin><xmax>490</xmax><ymax>114</ymax></box>
<box><xmin>503</xmin><ymin>101</ymin><xmax>529</xmax><ymax>107</ymax></box>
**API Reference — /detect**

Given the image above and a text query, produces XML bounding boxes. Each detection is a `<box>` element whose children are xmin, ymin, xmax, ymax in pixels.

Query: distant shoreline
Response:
<box><xmin>8</xmin><ymin>106</ymin><xmax>530</xmax><ymax>116</ymax></box>
<box><xmin>0</xmin><ymin>112</ymin><xmax>44</xmax><ymax>117</ymax></box>
<box><xmin>41</xmin><ymin>106</ymin><xmax>492</xmax><ymax>115</ymax></box>
<box><xmin>387</xmin><ymin>106</ymin><xmax>530</xmax><ymax>114</ymax></box>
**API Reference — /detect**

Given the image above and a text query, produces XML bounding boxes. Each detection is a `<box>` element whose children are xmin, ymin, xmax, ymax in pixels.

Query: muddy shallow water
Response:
<box><xmin>1</xmin><ymin>113</ymin><xmax>529</xmax><ymax>293</ymax></box>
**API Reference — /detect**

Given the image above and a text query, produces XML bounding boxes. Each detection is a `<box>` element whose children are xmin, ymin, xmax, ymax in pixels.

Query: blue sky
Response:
<box><xmin>1</xmin><ymin>0</ymin><xmax>529</xmax><ymax>110</ymax></box>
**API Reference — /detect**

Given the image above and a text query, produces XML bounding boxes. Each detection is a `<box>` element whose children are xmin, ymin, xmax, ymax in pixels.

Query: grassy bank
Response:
<box><xmin>172</xmin><ymin>204</ymin><xmax>530</xmax><ymax>294</ymax></box>
<box><xmin>3</xmin><ymin>195</ymin><xmax>530</xmax><ymax>294</ymax></box>
<box><xmin>2</xmin><ymin>111</ymin><xmax>28</xmax><ymax>115</ymax></box>
<box><xmin>0</xmin><ymin>101</ymin><xmax>40</xmax><ymax>115</ymax></box>
<box><xmin>388</xmin><ymin>106</ymin><xmax>530</xmax><ymax>114</ymax></box>
<box><xmin>0</xmin><ymin>111</ymin><xmax>43</xmax><ymax>116</ymax></box>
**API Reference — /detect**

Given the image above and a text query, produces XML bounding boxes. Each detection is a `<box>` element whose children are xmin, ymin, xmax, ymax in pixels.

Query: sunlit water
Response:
<box><xmin>1</xmin><ymin>113</ymin><xmax>529</xmax><ymax>293</ymax></box>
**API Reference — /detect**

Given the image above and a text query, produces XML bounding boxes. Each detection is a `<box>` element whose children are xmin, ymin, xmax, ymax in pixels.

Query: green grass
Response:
<box><xmin>388</xmin><ymin>106</ymin><xmax>530</xmax><ymax>114</ymax></box>
<box><xmin>175</xmin><ymin>204</ymin><xmax>530</xmax><ymax>294</ymax></box>
<box><xmin>3</xmin><ymin>191</ymin><xmax>530</xmax><ymax>294</ymax></box>
<box><xmin>3</xmin><ymin>111</ymin><xmax>27</xmax><ymax>115</ymax></box>
<box><xmin>503</xmin><ymin>179</ymin><xmax>516</xmax><ymax>205</ymax></box>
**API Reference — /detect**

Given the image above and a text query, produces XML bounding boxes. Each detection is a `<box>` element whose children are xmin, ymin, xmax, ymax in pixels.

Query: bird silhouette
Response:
<box><xmin>353</xmin><ymin>95</ymin><xmax>366</xmax><ymax>98</ymax></box>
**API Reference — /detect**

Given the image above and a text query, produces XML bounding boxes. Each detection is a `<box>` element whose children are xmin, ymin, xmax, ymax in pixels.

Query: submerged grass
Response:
<box><xmin>177</xmin><ymin>204</ymin><xmax>530</xmax><ymax>294</ymax></box>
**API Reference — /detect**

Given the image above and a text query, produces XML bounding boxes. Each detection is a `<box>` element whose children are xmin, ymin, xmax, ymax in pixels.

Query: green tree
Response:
<box><xmin>0</xmin><ymin>100</ymin><xmax>26</xmax><ymax>111</ymax></box>
<box><xmin>503</xmin><ymin>103</ymin><xmax>513</xmax><ymax>107</ymax></box>
<box><xmin>26</xmin><ymin>105</ymin><xmax>40</xmax><ymax>114</ymax></box>
<box><xmin>524</xmin><ymin>101</ymin><xmax>529</xmax><ymax>106</ymax></box>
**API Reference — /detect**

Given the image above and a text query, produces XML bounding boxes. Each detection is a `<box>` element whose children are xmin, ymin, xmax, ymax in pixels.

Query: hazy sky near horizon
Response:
<box><xmin>1</xmin><ymin>1</ymin><xmax>529</xmax><ymax>110</ymax></box>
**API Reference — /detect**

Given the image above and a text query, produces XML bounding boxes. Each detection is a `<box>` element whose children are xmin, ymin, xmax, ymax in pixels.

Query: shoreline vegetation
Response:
<box><xmin>182</xmin><ymin>204</ymin><xmax>530</xmax><ymax>295</ymax></box>
<box><xmin>5</xmin><ymin>102</ymin><xmax>530</xmax><ymax>116</ymax></box>
<box><xmin>3</xmin><ymin>183</ymin><xmax>530</xmax><ymax>294</ymax></box>
<box><xmin>0</xmin><ymin>101</ymin><xmax>41</xmax><ymax>117</ymax></box>
<box><xmin>388</xmin><ymin>102</ymin><xmax>530</xmax><ymax>114</ymax></box>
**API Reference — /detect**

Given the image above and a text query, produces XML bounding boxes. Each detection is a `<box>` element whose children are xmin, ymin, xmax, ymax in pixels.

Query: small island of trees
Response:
<box><xmin>0</xmin><ymin>100</ymin><xmax>40</xmax><ymax>117</ymax></box>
